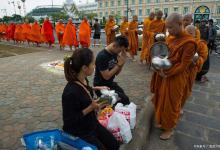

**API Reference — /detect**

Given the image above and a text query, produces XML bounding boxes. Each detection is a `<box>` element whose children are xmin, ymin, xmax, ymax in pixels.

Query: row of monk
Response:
<box><xmin>0</xmin><ymin>17</ymin><xmax>91</xmax><ymax>50</ymax></box>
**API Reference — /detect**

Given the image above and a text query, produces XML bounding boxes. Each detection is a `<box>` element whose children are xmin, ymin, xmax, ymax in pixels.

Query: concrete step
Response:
<box><xmin>145</xmin><ymin>118</ymin><xmax>179</xmax><ymax>150</ymax></box>
<box><xmin>120</xmin><ymin>96</ymin><xmax>154</xmax><ymax>150</ymax></box>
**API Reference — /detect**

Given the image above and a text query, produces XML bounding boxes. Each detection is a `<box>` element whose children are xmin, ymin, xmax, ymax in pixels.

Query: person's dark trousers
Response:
<box><xmin>80</xmin><ymin>123</ymin><xmax>120</xmax><ymax>150</ymax></box>
<box><xmin>95</xmin><ymin>82</ymin><xmax>130</xmax><ymax>105</ymax></box>
<box><xmin>208</xmin><ymin>40</ymin><xmax>216</xmax><ymax>54</ymax></box>
<box><xmin>196</xmin><ymin>52</ymin><xmax>210</xmax><ymax>81</ymax></box>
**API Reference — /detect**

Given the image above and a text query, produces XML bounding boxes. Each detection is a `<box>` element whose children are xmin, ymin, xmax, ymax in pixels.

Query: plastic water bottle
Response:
<box><xmin>82</xmin><ymin>147</ymin><xmax>93</xmax><ymax>150</ymax></box>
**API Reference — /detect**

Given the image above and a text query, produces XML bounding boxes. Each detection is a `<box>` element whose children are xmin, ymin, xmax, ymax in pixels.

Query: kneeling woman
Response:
<box><xmin>62</xmin><ymin>48</ymin><xmax>119</xmax><ymax>150</ymax></box>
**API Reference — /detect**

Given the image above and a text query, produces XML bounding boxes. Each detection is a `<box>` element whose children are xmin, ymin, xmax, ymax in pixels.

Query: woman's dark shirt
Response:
<box><xmin>62</xmin><ymin>81</ymin><xmax>98</xmax><ymax>136</ymax></box>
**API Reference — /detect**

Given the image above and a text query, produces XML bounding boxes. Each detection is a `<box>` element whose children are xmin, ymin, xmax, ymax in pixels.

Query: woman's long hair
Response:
<box><xmin>64</xmin><ymin>48</ymin><xmax>93</xmax><ymax>82</ymax></box>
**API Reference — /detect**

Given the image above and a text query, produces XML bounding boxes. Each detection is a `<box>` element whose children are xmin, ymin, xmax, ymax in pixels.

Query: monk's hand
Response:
<box><xmin>159</xmin><ymin>69</ymin><xmax>167</xmax><ymax>78</ymax></box>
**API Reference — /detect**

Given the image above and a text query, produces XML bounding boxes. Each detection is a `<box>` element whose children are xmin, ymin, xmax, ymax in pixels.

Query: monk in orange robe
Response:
<box><xmin>22</xmin><ymin>20</ymin><xmax>31</xmax><ymax>44</ymax></box>
<box><xmin>149</xmin><ymin>10</ymin><xmax>166</xmax><ymax>34</ymax></box>
<box><xmin>30</xmin><ymin>20</ymin><xmax>42</xmax><ymax>46</ymax></box>
<box><xmin>127</xmin><ymin>15</ymin><xmax>139</xmax><ymax>61</ymax></box>
<box><xmin>6</xmin><ymin>22</ymin><xmax>16</xmax><ymax>42</ymax></box>
<box><xmin>42</xmin><ymin>17</ymin><xmax>55</xmax><ymax>48</ymax></box>
<box><xmin>2</xmin><ymin>23</ymin><xmax>8</xmax><ymax>40</ymax></box>
<box><xmin>151</xmin><ymin>13</ymin><xmax>197</xmax><ymax>139</ymax></box>
<box><xmin>55</xmin><ymin>19</ymin><xmax>65</xmax><ymax>50</ymax></box>
<box><xmin>79</xmin><ymin>16</ymin><xmax>91</xmax><ymax>48</ymax></box>
<box><xmin>120</xmin><ymin>16</ymin><xmax>129</xmax><ymax>36</ymax></box>
<box><xmin>62</xmin><ymin>18</ymin><xmax>78</xmax><ymax>51</ymax></box>
<box><xmin>183</xmin><ymin>14</ymin><xmax>200</xmax><ymax>40</ymax></box>
<box><xmin>181</xmin><ymin>25</ymin><xmax>208</xmax><ymax>110</ymax></box>
<box><xmin>140</xmin><ymin>12</ymin><xmax>155</xmax><ymax>64</ymax></box>
<box><xmin>14</xmin><ymin>23</ymin><xmax>24</xmax><ymax>43</ymax></box>
<box><xmin>105</xmin><ymin>15</ymin><xmax>116</xmax><ymax>45</ymax></box>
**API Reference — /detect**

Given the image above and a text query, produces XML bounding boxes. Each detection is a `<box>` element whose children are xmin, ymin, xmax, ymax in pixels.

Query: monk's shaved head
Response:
<box><xmin>166</xmin><ymin>13</ymin><xmax>184</xmax><ymax>36</ymax></box>
<box><xmin>185</xmin><ymin>25</ymin><xmax>196</xmax><ymax>37</ymax></box>
<box><xmin>59</xmin><ymin>19</ymin><xmax>63</xmax><ymax>23</ymax></box>
<box><xmin>109</xmin><ymin>15</ymin><xmax>114</xmax><ymax>21</ymax></box>
<box><xmin>149</xmin><ymin>12</ymin><xmax>155</xmax><ymax>20</ymax></box>
<box><xmin>183</xmin><ymin>14</ymin><xmax>193</xmax><ymax>27</ymax></box>
<box><xmin>68</xmin><ymin>18</ymin><xmax>72</xmax><ymax>23</ymax></box>
<box><xmin>166</xmin><ymin>13</ymin><xmax>183</xmax><ymax>24</ymax></box>
<box><xmin>156</xmin><ymin>10</ymin><xmax>163</xmax><ymax>20</ymax></box>
<box><xmin>133</xmin><ymin>15</ymin><xmax>138</xmax><ymax>21</ymax></box>
<box><xmin>123</xmin><ymin>16</ymin><xmax>128</xmax><ymax>22</ymax></box>
<box><xmin>83</xmin><ymin>16</ymin><xmax>88</xmax><ymax>21</ymax></box>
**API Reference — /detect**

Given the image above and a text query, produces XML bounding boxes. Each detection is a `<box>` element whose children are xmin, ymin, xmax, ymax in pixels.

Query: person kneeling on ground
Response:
<box><xmin>94</xmin><ymin>35</ymin><xmax>130</xmax><ymax>105</ymax></box>
<box><xmin>62</xmin><ymin>48</ymin><xmax>120</xmax><ymax>150</ymax></box>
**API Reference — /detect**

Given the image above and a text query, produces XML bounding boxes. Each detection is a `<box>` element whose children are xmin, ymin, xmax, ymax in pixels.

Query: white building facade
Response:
<box><xmin>95</xmin><ymin>0</ymin><xmax>220</xmax><ymax>23</ymax></box>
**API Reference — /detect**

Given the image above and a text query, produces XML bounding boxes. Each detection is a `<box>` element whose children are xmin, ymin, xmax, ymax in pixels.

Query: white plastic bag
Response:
<box><xmin>107</xmin><ymin>112</ymin><xmax>132</xmax><ymax>143</ymax></box>
<box><xmin>115</xmin><ymin>102</ymin><xmax>137</xmax><ymax>129</ymax></box>
<box><xmin>100</xmin><ymin>89</ymin><xmax>118</xmax><ymax>105</ymax></box>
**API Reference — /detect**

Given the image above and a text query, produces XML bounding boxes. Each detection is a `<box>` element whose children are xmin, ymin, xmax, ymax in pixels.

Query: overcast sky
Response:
<box><xmin>0</xmin><ymin>0</ymin><xmax>94</xmax><ymax>17</ymax></box>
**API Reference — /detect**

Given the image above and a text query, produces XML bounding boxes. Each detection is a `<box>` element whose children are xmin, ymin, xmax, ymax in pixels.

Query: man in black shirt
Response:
<box><xmin>94</xmin><ymin>36</ymin><xmax>130</xmax><ymax>105</ymax></box>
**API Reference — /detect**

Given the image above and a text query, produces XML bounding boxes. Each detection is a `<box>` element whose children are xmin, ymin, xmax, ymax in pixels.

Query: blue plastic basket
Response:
<box><xmin>21</xmin><ymin>129</ymin><xmax>98</xmax><ymax>150</ymax></box>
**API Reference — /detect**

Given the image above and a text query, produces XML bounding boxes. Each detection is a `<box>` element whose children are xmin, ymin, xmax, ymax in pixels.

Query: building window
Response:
<box><xmin>124</xmin><ymin>0</ymin><xmax>127</xmax><ymax>5</ymax></box>
<box><xmin>105</xmin><ymin>1</ymin><xmax>108</xmax><ymax>7</ymax></box>
<box><xmin>117</xmin><ymin>10</ymin><xmax>121</xmax><ymax>15</ymax></box>
<box><xmin>105</xmin><ymin>12</ymin><xmax>108</xmax><ymax>17</ymax></box>
<box><xmin>155</xmin><ymin>0</ymin><xmax>160</xmax><ymax>3</ymax></box>
<box><xmin>174</xmin><ymin>7</ymin><xmax>179</xmax><ymax>12</ymax></box>
<box><xmin>124</xmin><ymin>10</ymin><xmax>127</xmax><ymax>16</ymax></box>
<box><xmin>99</xmin><ymin>2</ymin><xmax>102</xmax><ymax>8</ymax></box>
<box><xmin>146</xmin><ymin>9</ymin><xmax>150</xmax><ymax>15</ymax></box>
<box><xmin>111</xmin><ymin>1</ymin><xmax>114</xmax><ymax>7</ymax></box>
<box><xmin>132</xmin><ymin>0</ymin><xmax>135</xmax><ymax>5</ymax></box>
<box><xmin>155</xmin><ymin>8</ymin><xmax>159</xmax><ymax>13</ymax></box>
<box><xmin>131</xmin><ymin>10</ymin><xmax>135</xmax><ymax>16</ymax></box>
<box><xmin>164</xmin><ymin>8</ymin><xmax>168</xmax><ymax>14</ymax></box>
<box><xmin>165</xmin><ymin>0</ymin><xmax>169</xmax><ymax>2</ymax></box>
<box><xmin>146</xmin><ymin>0</ymin><xmax>150</xmax><ymax>3</ymax></box>
<box><xmin>100</xmin><ymin>12</ymin><xmax>103</xmax><ymax>17</ymax></box>
<box><xmin>118</xmin><ymin>0</ymin><xmax>121</xmax><ymax>6</ymax></box>
<box><xmin>139</xmin><ymin>9</ymin><xmax>142</xmax><ymax>16</ymax></box>
<box><xmin>139</xmin><ymin>0</ymin><xmax>143</xmax><ymax>4</ymax></box>
<box><xmin>183</xmin><ymin>7</ymin><xmax>189</xmax><ymax>14</ymax></box>
<box><xmin>111</xmin><ymin>11</ymin><xmax>114</xmax><ymax>15</ymax></box>
<box><xmin>217</xmin><ymin>6</ymin><xmax>220</xmax><ymax>14</ymax></box>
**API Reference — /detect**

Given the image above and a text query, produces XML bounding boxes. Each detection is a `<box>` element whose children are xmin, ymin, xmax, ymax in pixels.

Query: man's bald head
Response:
<box><xmin>156</xmin><ymin>10</ymin><xmax>163</xmax><ymax>20</ymax></box>
<box><xmin>68</xmin><ymin>18</ymin><xmax>72</xmax><ymax>23</ymax></box>
<box><xmin>123</xmin><ymin>16</ymin><xmax>128</xmax><ymax>22</ymax></box>
<box><xmin>185</xmin><ymin>25</ymin><xmax>196</xmax><ymax>37</ymax></box>
<box><xmin>166</xmin><ymin>13</ymin><xmax>184</xmax><ymax>36</ymax></box>
<box><xmin>133</xmin><ymin>15</ymin><xmax>138</xmax><ymax>21</ymax></box>
<box><xmin>183</xmin><ymin>14</ymin><xmax>193</xmax><ymax>27</ymax></box>
<box><xmin>149</xmin><ymin>12</ymin><xmax>155</xmax><ymax>20</ymax></box>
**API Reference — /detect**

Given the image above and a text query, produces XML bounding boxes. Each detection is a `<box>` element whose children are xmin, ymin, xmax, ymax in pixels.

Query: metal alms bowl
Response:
<box><xmin>150</xmin><ymin>42</ymin><xmax>172</xmax><ymax>70</ymax></box>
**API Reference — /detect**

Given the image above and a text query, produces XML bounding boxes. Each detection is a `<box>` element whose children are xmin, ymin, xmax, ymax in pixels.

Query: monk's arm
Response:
<box><xmin>196</xmin><ymin>42</ymin><xmax>208</xmax><ymax>71</ymax></box>
<box><xmin>165</xmin><ymin>42</ymin><xmax>196</xmax><ymax>77</ymax></box>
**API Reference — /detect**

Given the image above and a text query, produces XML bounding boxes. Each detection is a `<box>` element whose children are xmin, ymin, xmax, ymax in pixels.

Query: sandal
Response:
<box><xmin>160</xmin><ymin>130</ymin><xmax>174</xmax><ymax>140</ymax></box>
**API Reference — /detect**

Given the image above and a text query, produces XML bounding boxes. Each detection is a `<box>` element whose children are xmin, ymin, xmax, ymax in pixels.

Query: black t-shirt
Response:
<box><xmin>94</xmin><ymin>49</ymin><xmax>118</xmax><ymax>86</ymax></box>
<box><xmin>62</xmin><ymin>81</ymin><xmax>98</xmax><ymax>137</ymax></box>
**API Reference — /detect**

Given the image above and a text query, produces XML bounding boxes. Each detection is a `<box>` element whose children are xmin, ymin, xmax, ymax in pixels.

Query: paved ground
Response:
<box><xmin>0</xmin><ymin>41</ymin><xmax>151</xmax><ymax>150</ymax></box>
<box><xmin>147</xmin><ymin>53</ymin><xmax>220</xmax><ymax>150</ymax></box>
<box><xmin>1</xmin><ymin>40</ymin><xmax>220</xmax><ymax>150</ymax></box>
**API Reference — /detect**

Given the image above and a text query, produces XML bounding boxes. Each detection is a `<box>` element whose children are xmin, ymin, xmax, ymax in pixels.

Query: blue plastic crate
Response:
<box><xmin>21</xmin><ymin>129</ymin><xmax>98</xmax><ymax>150</ymax></box>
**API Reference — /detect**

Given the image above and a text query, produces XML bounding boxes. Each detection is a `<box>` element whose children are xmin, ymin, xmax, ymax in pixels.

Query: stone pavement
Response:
<box><xmin>147</xmin><ymin>54</ymin><xmax>220</xmax><ymax>150</ymax></box>
<box><xmin>0</xmin><ymin>42</ymin><xmax>152</xmax><ymax>150</ymax></box>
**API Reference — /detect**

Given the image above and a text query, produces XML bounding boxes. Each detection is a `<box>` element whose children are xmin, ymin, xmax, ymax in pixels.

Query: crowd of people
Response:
<box><xmin>0</xmin><ymin>10</ymin><xmax>218</xmax><ymax>149</ymax></box>
<box><xmin>61</xmin><ymin>11</ymin><xmax>218</xmax><ymax>149</ymax></box>
<box><xmin>0</xmin><ymin>16</ymin><xmax>95</xmax><ymax>50</ymax></box>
